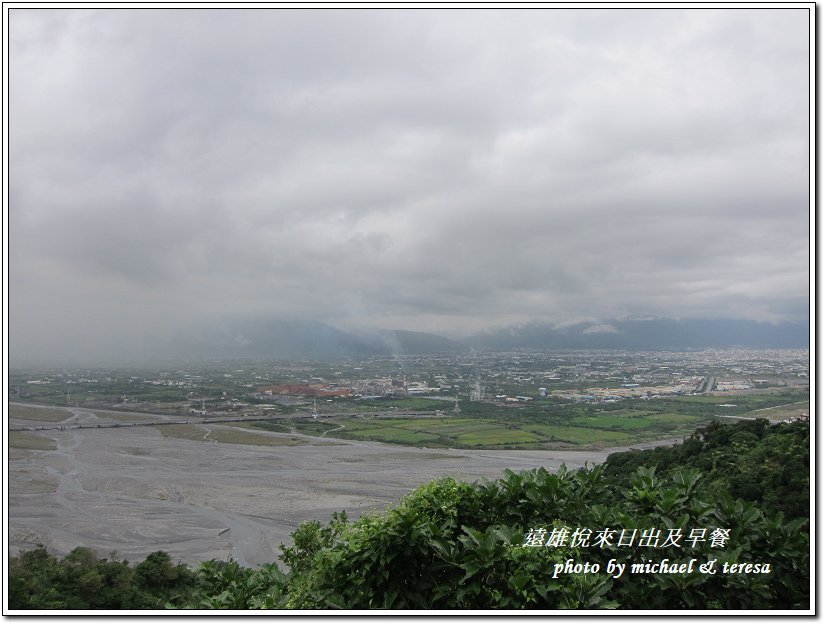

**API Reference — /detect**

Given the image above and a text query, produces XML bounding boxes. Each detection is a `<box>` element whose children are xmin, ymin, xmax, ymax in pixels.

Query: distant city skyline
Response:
<box><xmin>8</xmin><ymin>6</ymin><xmax>812</xmax><ymax>363</ymax></box>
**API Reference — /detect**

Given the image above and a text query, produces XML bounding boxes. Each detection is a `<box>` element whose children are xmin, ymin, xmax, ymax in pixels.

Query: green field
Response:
<box><xmin>154</xmin><ymin>424</ymin><xmax>307</xmax><ymax>446</ymax></box>
<box><xmin>354</xmin><ymin>397</ymin><xmax>453</xmax><ymax>411</ymax></box>
<box><xmin>154</xmin><ymin>424</ymin><xmax>210</xmax><ymax>441</ymax></box>
<box><xmin>9</xmin><ymin>404</ymin><xmax>72</xmax><ymax>423</ymax></box>
<box><xmin>207</xmin><ymin>428</ymin><xmax>308</xmax><ymax>447</ymax></box>
<box><xmin>282</xmin><ymin>414</ymin><xmax>657</xmax><ymax>449</ymax></box>
<box><xmin>746</xmin><ymin>401</ymin><xmax>809</xmax><ymax>420</ymax></box>
<box><xmin>91</xmin><ymin>410</ymin><xmax>157</xmax><ymax>423</ymax></box>
<box><xmin>9</xmin><ymin>431</ymin><xmax>58</xmax><ymax>451</ymax></box>
<box><xmin>660</xmin><ymin>389</ymin><xmax>809</xmax><ymax>414</ymax></box>
<box><xmin>568</xmin><ymin>410</ymin><xmax>703</xmax><ymax>433</ymax></box>
<box><xmin>520</xmin><ymin>424</ymin><xmax>634</xmax><ymax>445</ymax></box>
<box><xmin>262</xmin><ymin>391</ymin><xmax>809</xmax><ymax>450</ymax></box>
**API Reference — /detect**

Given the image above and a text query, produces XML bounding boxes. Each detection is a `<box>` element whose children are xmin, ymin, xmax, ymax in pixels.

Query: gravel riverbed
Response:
<box><xmin>8</xmin><ymin>406</ymin><xmax>681</xmax><ymax>567</ymax></box>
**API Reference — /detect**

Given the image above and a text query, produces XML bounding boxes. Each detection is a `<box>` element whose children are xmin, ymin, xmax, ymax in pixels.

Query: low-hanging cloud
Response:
<box><xmin>9</xmin><ymin>7</ymin><xmax>810</xmax><ymax>363</ymax></box>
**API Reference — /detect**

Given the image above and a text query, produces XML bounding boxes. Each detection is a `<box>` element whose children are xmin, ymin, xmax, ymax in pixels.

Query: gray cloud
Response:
<box><xmin>9</xmin><ymin>7</ymin><xmax>810</xmax><ymax>362</ymax></box>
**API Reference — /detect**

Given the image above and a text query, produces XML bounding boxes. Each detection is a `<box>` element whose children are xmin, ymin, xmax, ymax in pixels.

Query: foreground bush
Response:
<box><xmin>9</xmin><ymin>548</ymin><xmax>196</xmax><ymax>609</ymax></box>
<box><xmin>270</xmin><ymin>465</ymin><xmax>808</xmax><ymax>609</ymax></box>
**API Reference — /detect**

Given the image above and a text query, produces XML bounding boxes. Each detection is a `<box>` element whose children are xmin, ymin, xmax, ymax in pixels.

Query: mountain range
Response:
<box><xmin>167</xmin><ymin>317</ymin><xmax>809</xmax><ymax>359</ymax></box>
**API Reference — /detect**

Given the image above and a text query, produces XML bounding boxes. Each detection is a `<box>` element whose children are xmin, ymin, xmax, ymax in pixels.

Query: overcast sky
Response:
<box><xmin>9</xmin><ymin>7</ymin><xmax>811</xmax><ymax>363</ymax></box>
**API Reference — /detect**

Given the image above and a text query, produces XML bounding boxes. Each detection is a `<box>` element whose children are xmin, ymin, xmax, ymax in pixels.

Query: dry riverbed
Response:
<box><xmin>8</xmin><ymin>403</ymin><xmax>682</xmax><ymax>568</ymax></box>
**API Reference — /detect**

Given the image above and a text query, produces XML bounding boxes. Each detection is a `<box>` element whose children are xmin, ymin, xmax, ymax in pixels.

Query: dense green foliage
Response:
<box><xmin>267</xmin><ymin>465</ymin><xmax>808</xmax><ymax>609</ymax></box>
<box><xmin>8</xmin><ymin>549</ymin><xmax>196</xmax><ymax>609</ymax></box>
<box><xmin>604</xmin><ymin>418</ymin><xmax>810</xmax><ymax>520</ymax></box>
<box><xmin>9</xmin><ymin>420</ymin><xmax>809</xmax><ymax>610</ymax></box>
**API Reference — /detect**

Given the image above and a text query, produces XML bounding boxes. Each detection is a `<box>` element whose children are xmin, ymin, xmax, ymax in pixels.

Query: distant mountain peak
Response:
<box><xmin>460</xmin><ymin>318</ymin><xmax>809</xmax><ymax>350</ymax></box>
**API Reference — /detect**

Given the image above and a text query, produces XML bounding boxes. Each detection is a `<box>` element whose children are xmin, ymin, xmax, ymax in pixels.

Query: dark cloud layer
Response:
<box><xmin>9</xmin><ymin>8</ymin><xmax>811</xmax><ymax>363</ymax></box>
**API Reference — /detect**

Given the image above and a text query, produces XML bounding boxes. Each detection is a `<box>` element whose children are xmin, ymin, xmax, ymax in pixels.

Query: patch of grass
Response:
<box><xmin>520</xmin><ymin>424</ymin><xmax>633</xmax><ymax>445</ymax></box>
<box><xmin>91</xmin><ymin>410</ymin><xmax>156</xmax><ymax>423</ymax></box>
<box><xmin>154</xmin><ymin>423</ymin><xmax>307</xmax><ymax>446</ymax></box>
<box><xmin>337</xmin><ymin>427</ymin><xmax>443</xmax><ymax>445</ymax></box>
<box><xmin>667</xmin><ymin>391</ymin><xmax>809</xmax><ymax>410</ymax></box>
<box><xmin>355</xmin><ymin>397</ymin><xmax>445</xmax><ymax>410</ymax></box>
<box><xmin>569</xmin><ymin>411</ymin><xmax>703</xmax><ymax>431</ymax></box>
<box><xmin>387</xmin><ymin>418</ymin><xmax>540</xmax><ymax>446</ymax></box>
<box><xmin>154</xmin><ymin>424</ymin><xmax>209</xmax><ymax>441</ymax></box>
<box><xmin>207</xmin><ymin>428</ymin><xmax>307</xmax><ymax>446</ymax></box>
<box><xmin>9</xmin><ymin>404</ymin><xmax>72</xmax><ymax>423</ymax></box>
<box><xmin>311</xmin><ymin>417</ymin><xmax>546</xmax><ymax>448</ymax></box>
<box><xmin>456</xmin><ymin>428</ymin><xmax>539</xmax><ymax>445</ymax></box>
<box><xmin>9</xmin><ymin>431</ymin><xmax>57</xmax><ymax>451</ymax></box>
<box><xmin>245</xmin><ymin>421</ymin><xmax>294</xmax><ymax>434</ymax></box>
<box><xmin>666</xmin><ymin>395</ymin><xmax>739</xmax><ymax>404</ymax></box>
<box><xmin>745</xmin><ymin>401</ymin><xmax>810</xmax><ymax>420</ymax></box>
<box><xmin>394</xmin><ymin>419</ymin><xmax>499</xmax><ymax>435</ymax></box>
<box><xmin>120</xmin><ymin>447</ymin><xmax>151</xmax><ymax>456</ymax></box>
<box><xmin>282</xmin><ymin>421</ymin><xmax>338</xmax><ymax>436</ymax></box>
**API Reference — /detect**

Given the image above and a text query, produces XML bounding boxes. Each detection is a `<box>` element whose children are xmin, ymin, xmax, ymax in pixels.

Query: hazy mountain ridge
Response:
<box><xmin>168</xmin><ymin>317</ymin><xmax>809</xmax><ymax>359</ymax></box>
<box><xmin>462</xmin><ymin>318</ymin><xmax>810</xmax><ymax>351</ymax></box>
<box><xmin>359</xmin><ymin>329</ymin><xmax>470</xmax><ymax>355</ymax></box>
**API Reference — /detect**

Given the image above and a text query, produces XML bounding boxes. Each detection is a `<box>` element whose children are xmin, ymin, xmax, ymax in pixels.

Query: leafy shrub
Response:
<box><xmin>9</xmin><ymin>547</ymin><xmax>196</xmax><ymax>609</ymax></box>
<box><xmin>278</xmin><ymin>460</ymin><xmax>808</xmax><ymax>609</ymax></box>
